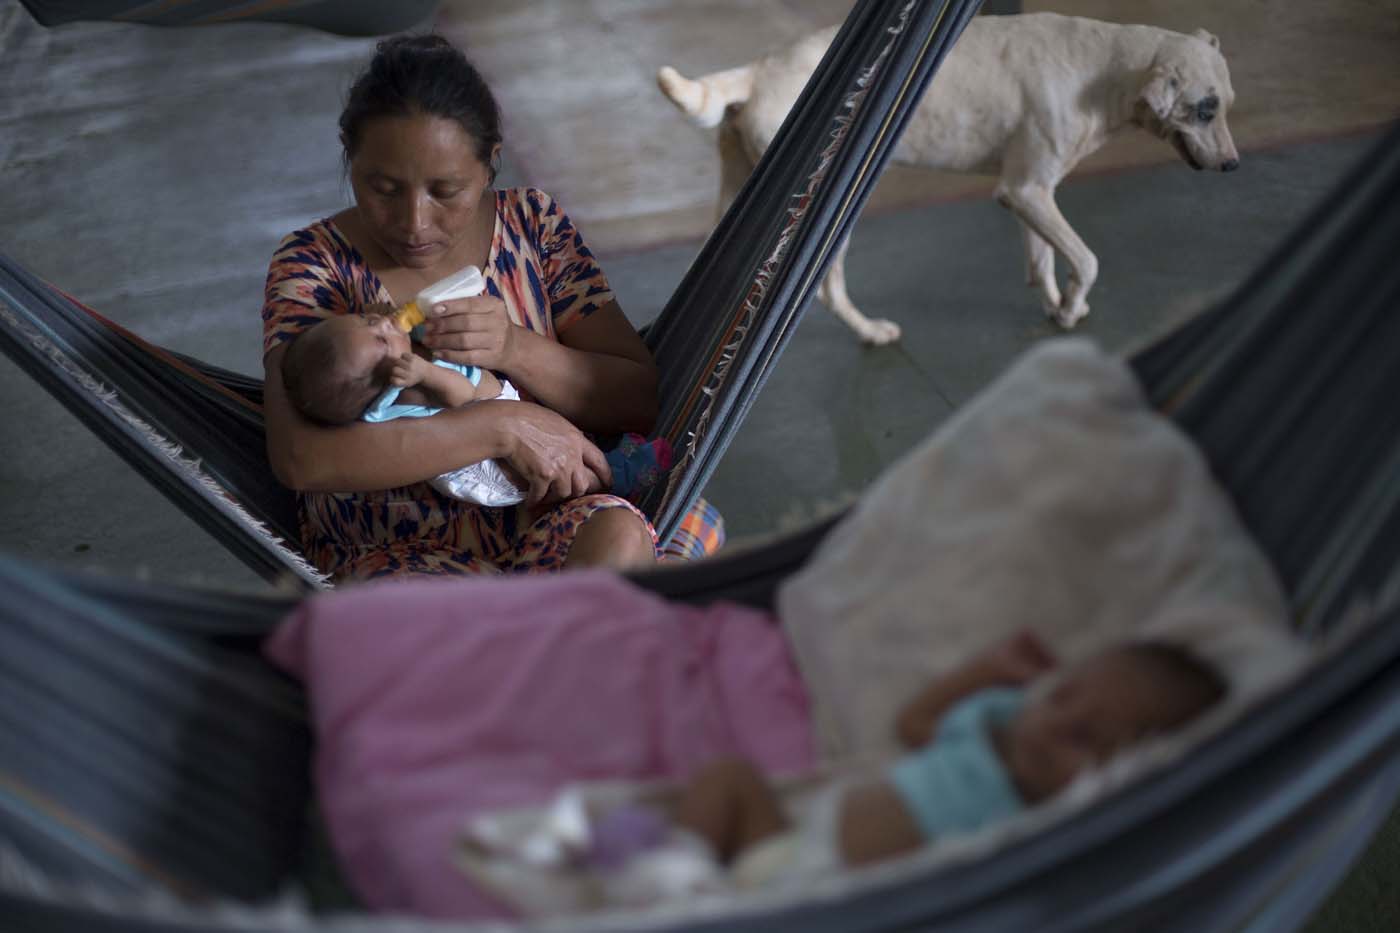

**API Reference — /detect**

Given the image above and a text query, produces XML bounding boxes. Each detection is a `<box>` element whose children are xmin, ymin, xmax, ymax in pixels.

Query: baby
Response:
<box><xmin>280</xmin><ymin>312</ymin><xmax>672</xmax><ymax>506</ymax></box>
<box><xmin>668</xmin><ymin>629</ymin><xmax>1227</xmax><ymax>886</ymax></box>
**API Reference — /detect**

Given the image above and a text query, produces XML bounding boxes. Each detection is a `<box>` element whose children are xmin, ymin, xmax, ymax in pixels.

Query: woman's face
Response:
<box><xmin>348</xmin><ymin>112</ymin><xmax>495</xmax><ymax>271</ymax></box>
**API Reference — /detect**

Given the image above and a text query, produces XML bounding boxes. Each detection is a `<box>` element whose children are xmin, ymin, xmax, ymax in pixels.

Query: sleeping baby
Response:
<box><xmin>572</xmin><ymin>629</ymin><xmax>1227</xmax><ymax>895</ymax></box>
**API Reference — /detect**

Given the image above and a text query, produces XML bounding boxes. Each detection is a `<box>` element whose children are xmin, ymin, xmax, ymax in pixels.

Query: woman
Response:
<box><xmin>262</xmin><ymin>34</ymin><xmax>683</xmax><ymax>581</ymax></box>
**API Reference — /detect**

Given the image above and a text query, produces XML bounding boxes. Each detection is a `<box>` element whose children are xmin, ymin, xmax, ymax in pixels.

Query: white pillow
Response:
<box><xmin>777</xmin><ymin>338</ymin><xmax>1301</xmax><ymax>759</ymax></box>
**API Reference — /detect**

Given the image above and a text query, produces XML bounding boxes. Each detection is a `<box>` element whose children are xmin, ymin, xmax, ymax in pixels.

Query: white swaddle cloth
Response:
<box><xmin>456</xmin><ymin>771</ymin><xmax>860</xmax><ymax>916</ymax></box>
<box><xmin>362</xmin><ymin>360</ymin><xmax>527</xmax><ymax>507</ymax></box>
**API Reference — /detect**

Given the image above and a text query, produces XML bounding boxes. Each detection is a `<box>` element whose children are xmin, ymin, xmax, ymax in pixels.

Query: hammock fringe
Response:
<box><xmin>0</xmin><ymin>296</ymin><xmax>330</xmax><ymax>590</ymax></box>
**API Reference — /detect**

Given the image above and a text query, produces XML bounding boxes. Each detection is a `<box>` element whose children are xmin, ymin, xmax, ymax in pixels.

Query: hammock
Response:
<box><xmin>3</xmin><ymin>0</ymin><xmax>1400</xmax><ymax>920</ymax></box>
<box><xmin>0</xmin><ymin>0</ymin><xmax>985</xmax><ymax>590</ymax></box>
<box><xmin>2</xmin><ymin>117</ymin><xmax>1400</xmax><ymax>930</ymax></box>
<box><xmin>17</xmin><ymin>0</ymin><xmax>440</xmax><ymax>36</ymax></box>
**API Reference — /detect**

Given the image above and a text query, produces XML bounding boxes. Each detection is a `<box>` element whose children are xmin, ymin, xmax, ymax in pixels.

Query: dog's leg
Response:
<box><xmin>717</xmin><ymin>112</ymin><xmax>897</xmax><ymax>345</ymax></box>
<box><xmin>817</xmin><ymin>238</ymin><xmax>902</xmax><ymax>345</ymax></box>
<box><xmin>1020</xmin><ymin>224</ymin><xmax>1061</xmax><ymax>312</ymax></box>
<box><xmin>995</xmin><ymin>181</ymin><xmax>1098</xmax><ymax>328</ymax></box>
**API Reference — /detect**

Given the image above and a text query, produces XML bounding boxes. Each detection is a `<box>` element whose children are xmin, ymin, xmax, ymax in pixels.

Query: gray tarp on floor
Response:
<box><xmin>18</xmin><ymin>0</ymin><xmax>437</xmax><ymax>36</ymax></box>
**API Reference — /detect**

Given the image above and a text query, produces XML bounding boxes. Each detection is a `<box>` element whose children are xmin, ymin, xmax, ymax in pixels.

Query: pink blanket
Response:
<box><xmin>265</xmin><ymin>571</ymin><xmax>815</xmax><ymax>919</ymax></box>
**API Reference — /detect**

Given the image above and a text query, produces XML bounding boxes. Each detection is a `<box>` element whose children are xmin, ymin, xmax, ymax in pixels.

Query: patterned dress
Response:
<box><xmin>262</xmin><ymin>187</ymin><xmax>710</xmax><ymax>582</ymax></box>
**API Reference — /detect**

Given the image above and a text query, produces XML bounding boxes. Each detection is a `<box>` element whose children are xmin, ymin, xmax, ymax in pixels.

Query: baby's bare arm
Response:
<box><xmin>895</xmin><ymin>629</ymin><xmax>1057</xmax><ymax>748</ymax></box>
<box><xmin>472</xmin><ymin>368</ymin><xmax>504</xmax><ymax>400</ymax></box>
<box><xmin>675</xmin><ymin>758</ymin><xmax>788</xmax><ymax>864</ymax></box>
<box><xmin>837</xmin><ymin>780</ymin><xmax>925</xmax><ymax>866</ymax></box>
<box><xmin>394</xmin><ymin>354</ymin><xmax>500</xmax><ymax>409</ymax></box>
<box><xmin>415</xmin><ymin>358</ymin><xmax>486</xmax><ymax>408</ymax></box>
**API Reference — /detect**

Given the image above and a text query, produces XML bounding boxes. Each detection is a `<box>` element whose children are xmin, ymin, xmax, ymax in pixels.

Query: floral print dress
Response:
<box><xmin>262</xmin><ymin>187</ymin><xmax>667</xmax><ymax>582</ymax></box>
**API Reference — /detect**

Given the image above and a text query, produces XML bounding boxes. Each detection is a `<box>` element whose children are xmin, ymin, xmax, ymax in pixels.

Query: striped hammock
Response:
<box><xmin>3</xmin><ymin>0</ymin><xmax>1400</xmax><ymax>925</ymax></box>
<box><xmin>2</xmin><ymin>117</ymin><xmax>1399</xmax><ymax>933</ymax></box>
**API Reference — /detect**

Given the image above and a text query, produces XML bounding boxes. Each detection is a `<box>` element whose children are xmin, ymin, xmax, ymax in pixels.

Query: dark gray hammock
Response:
<box><xmin>17</xmin><ymin>0</ymin><xmax>440</xmax><ymax>36</ymax></box>
<box><xmin>3</xmin><ymin>0</ymin><xmax>1400</xmax><ymax>921</ymax></box>
<box><xmin>0</xmin><ymin>0</ymin><xmax>985</xmax><ymax>591</ymax></box>
<box><xmin>3</xmin><ymin>118</ymin><xmax>1400</xmax><ymax>932</ymax></box>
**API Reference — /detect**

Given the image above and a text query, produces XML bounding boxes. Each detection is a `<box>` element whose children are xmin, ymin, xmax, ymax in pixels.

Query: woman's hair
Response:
<box><xmin>339</xmin><ymin>33</ymin><xmax>503</xmax><ymax>171</ymax></box>
<box><xmin>280</xmin><ymin>320</ymin><xmax>383</xmax><ymax>426</ymax></box>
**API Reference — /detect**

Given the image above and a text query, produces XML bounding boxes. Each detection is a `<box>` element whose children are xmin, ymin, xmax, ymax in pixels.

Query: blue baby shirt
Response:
<box><xmin>887</xmin><ymin>687</ymin><xmax>1026</xmax><ymax>839</ymax></box>
<box><xmin>362</xmin><ymin>359</ymin><xmax>481</xmax><ymax>422</ymax></box>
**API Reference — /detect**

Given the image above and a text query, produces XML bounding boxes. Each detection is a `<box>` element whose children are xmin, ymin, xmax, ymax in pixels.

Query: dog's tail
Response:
<box><xmin>656</xmin><ymin>64</ymin><xmax>754</xmax><ymax>129</ymax></box>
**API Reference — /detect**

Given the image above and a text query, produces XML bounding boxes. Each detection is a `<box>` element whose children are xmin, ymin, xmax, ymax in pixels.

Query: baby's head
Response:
<box><xmin>281</xmin><ymin>313</ymin><xmax>410</xmax><ymax>425</ymax></box>
<box><xmin>1002</xmin><ymin>641</ymin><xmax>1227</xmax><ymax>803</ymax></box>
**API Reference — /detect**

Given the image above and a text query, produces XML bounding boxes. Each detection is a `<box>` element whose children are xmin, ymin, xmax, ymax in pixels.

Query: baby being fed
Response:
<box><xmin>279</xmin><ymin>311</ymin><xmax>672</xmax><ymax>507</ymax></box>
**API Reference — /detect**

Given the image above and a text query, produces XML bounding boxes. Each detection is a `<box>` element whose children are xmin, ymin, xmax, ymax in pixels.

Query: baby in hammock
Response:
<box><xmin>580</xmin><ymin>629</ymin><xmax>1226</xmax><ymax>893</ymax></box>
<box><xmin>279</xmin><ymin>312</ymin><xmax>671</xmax><ymax>506</ymax></box>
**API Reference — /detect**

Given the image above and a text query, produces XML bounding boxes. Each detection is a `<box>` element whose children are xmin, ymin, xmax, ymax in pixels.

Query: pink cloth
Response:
<box><xmin>264</xmin><ymin>571</ymin><xmax>815</xmax><ymax>919</ymax></box>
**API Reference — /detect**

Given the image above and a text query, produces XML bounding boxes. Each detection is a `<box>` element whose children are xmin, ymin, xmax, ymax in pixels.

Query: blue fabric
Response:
<box><xmin>605</xmin><ymin>433</ymin><xmax>668</xmax><ymax>500</ymax></box>
<box><xmin>361</xmin><ymin>360</ymin><xmax>481</xmax><ymax>423</ymax></box>
<box><xmin>888</xmin><ymin>687</ymin><xmax>1026</xmax><ymax>839</ymax></box>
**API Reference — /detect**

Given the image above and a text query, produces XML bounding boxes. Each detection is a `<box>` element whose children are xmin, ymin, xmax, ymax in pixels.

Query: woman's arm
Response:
<box><xmin>894</xmin><ymin>629</ymin><xmax>1057</xmax><ymax>749</ymax></box>
<box><xmin>423</xmin><ymin>297</ymin><xmax>658</xmax><ymax>435</ymax></box>
<box><xmin>264</xmin><ymin>343</ymin><xmax>610</xmax><ymax>501</ymax></box>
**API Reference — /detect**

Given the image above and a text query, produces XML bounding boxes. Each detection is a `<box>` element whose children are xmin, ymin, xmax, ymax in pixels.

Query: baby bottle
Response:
<box><xmin>393</xmin><ymin>265</ymin><xmax>486</xmax><ymax>332</ymax></box>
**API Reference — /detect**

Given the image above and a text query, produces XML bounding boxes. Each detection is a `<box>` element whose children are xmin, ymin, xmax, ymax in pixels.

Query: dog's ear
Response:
<box><xmin>1139</xmin><ymin>65</ymin><xmax>1179</xmax><ymax>121</ymax></box>
<box><xmin>1192</xmin><ymin>28</ymin><xmax>1221</xmax><ymax>50</ymax></box>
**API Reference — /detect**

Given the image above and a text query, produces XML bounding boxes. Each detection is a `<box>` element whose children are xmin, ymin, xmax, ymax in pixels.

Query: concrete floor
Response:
<box><xmin>447</xmin><ymin>0</ymin><xmax>1400</xmax><ymax>253</ymax></box>
<box><xmin>1</xmin><ymin>0</ymin><xmax>1399</xmax><ymax>926</ymax></box>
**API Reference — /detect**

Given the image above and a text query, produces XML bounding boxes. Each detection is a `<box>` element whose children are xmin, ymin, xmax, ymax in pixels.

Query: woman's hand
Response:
<box><xmin>499</xmin><ymin>402</ymin><xmax>613</xmax><ymax>506</ymax></box>
<box><xmin>421</xmin><ymin>294</ymin><xmax>517</xmax><ymax>372</ymax></box>
<box><xmin>415</xmin><ymin>295</ymin><xmax>657</xmax><ymax>436</ymax></box>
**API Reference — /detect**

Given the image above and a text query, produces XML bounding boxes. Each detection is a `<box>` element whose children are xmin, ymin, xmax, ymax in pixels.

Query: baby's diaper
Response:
<box><xmin>431</xmin><ymin>379</ymin><xmax>526</xmax><ymax>506</ymax></box>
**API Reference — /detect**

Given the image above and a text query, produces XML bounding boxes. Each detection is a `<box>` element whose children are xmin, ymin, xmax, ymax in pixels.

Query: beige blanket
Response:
<box><xmin>778</xmin><ymin>338</ymin><xmax>1302</xmax><ymax>760</ymax></box>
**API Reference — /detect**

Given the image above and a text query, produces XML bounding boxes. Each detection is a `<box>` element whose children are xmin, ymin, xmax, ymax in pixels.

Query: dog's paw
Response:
<box><xmin>858</xmin><ymin>318</ymin><xmax>903</xmax><ymax>345</ymax></box>
<box><xmin>1049</xmin><ymin>300</ymin><xmax>1091</xmax><ymax>329</ymax></box>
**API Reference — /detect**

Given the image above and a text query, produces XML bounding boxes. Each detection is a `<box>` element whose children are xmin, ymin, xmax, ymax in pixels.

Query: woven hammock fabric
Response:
<box><xmin>2</xmin><ymin>120</ymin><xmax>1399</xmax><ymax>931</ymax></box>
<box><xmin>3</xmin><ymin>0</ymin><xmax>1400</xmax><ymax>921</ymax></box>
<box><xmin>640</xmin><ymin>0</ymin><xmax>983</xmax><ymax>537</ymax></box>
<box><xmin>0</xmin><ymin>556</ymin><xmax>308</xmax><ymax>902</ymax></box>
<box><xmin>1132</xmin><ymin>118</ymin><xmax>1400</xmax><ymax>634</ymax></box>
<box><xmin>0</xmin><ymin>266</ymin><xmax>325</xmax><ymax>589</ymax></box>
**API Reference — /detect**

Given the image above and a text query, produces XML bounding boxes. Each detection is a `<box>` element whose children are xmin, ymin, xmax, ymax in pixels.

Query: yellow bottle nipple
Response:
<box><xmin>393</xmin><ymin>301</ymin><xmax>426</xmax><ymax>333</ymax></box>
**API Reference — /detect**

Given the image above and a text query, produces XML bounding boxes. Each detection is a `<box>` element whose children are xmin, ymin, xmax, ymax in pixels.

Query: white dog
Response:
<box><xmin>658</xmin><ymin>12</ymin><xmax>1240</xmax><ymax>344</ymax></box>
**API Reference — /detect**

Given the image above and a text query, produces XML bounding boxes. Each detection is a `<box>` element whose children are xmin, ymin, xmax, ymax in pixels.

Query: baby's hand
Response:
<box><xmin>389</xmin><ymin>352</ymin><xmax>427</xmax><ymax>388</ymax></box>
<box><xmin>978</xmin><ymin>629</ymin><xmax>1057</xmax><ymax>685</ymax></box>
